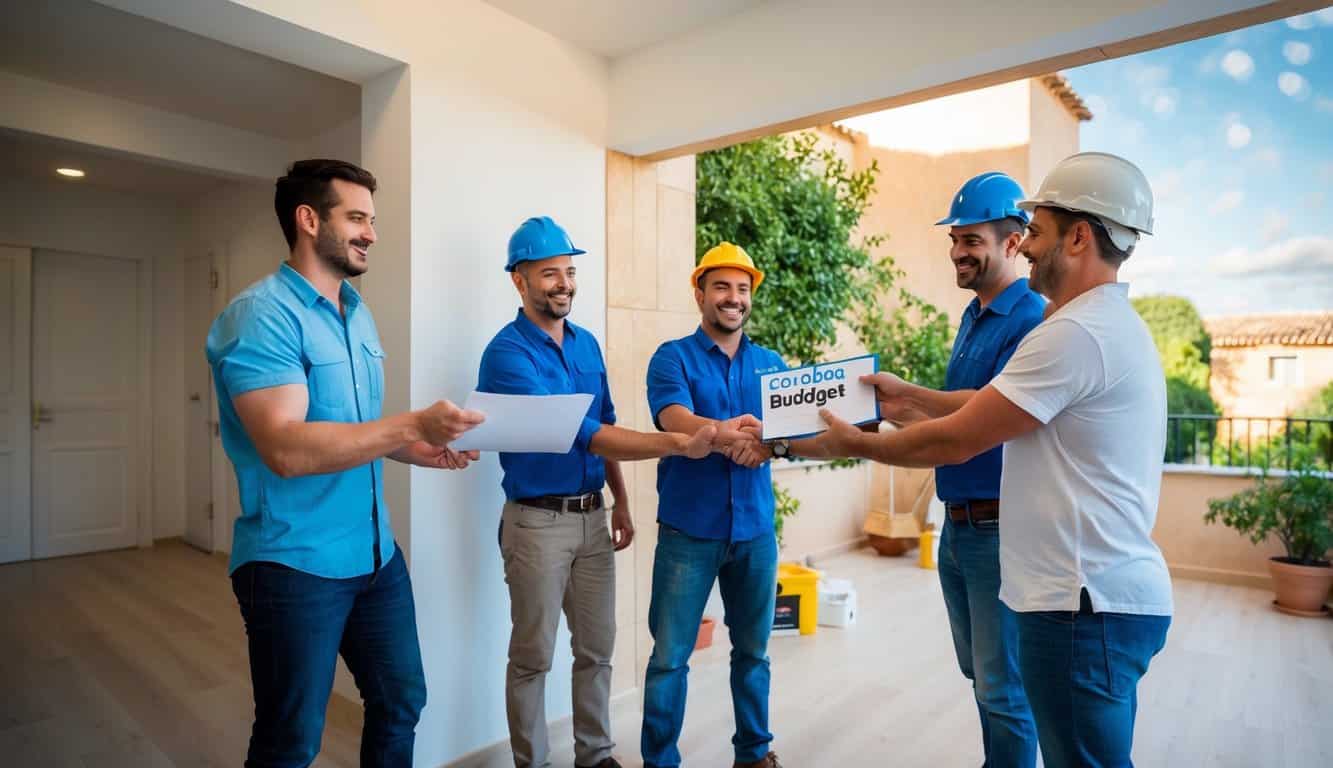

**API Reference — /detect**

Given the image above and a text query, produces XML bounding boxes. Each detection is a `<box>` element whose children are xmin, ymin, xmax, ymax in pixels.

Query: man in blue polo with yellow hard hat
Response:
<box><xmin>479</xmin><ymin>216</ymin><xmax>734</xmax><ymax>768</ymax></box>
<box><xmin>641</xmin><ymin>242</ymin><xmax>824</xmax><ymax>768</ymax></box>
<box><xmin>864</xmin><ymin>173</ymin><xmax>1044</xmax><ymax>766</ymax></box>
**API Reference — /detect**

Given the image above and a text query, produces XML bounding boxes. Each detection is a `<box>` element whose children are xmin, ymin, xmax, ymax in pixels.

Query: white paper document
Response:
<box><xmin>451</xmin><ymin>391</ymin><xmax>594</xmax><ymax>453</ymax></box>
<box><xmin>760</xmin><ymin>355</ymin><xmax>881</xmax><ymax>440</ymax></box>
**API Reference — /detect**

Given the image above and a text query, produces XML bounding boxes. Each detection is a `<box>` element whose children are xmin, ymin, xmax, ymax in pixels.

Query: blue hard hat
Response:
<box><xmin>505</xmin><ymin>216</ymin><xmax>586</xmax><ymax>271</ymax></box>
<box><xmin>936</xmin><ymin>172</ymin><xmax>1030</xmax><ymax>227</ymax></box>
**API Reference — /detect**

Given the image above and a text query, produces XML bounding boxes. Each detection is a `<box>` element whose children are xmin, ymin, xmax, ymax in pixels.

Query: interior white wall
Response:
<box><xmin>102</xmin><ymin>3</ymin><xmax>609</xmax><ymax>759</ymax></box>
<box><xmin>343</xmin><ymin>8</ymin><xmax>607</xmax><ymax>762</ymax></box>
<box><xmin>0</xmin><ymin>176</ymin><xmax>186</xmax><ymax>540</ymax></box>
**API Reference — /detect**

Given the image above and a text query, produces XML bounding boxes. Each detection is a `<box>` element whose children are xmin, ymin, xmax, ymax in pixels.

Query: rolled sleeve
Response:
<box><xmin>646</xmin><ymin>344</ymin><xmax>694</xmax><ymax>430</ymax></box>
<box><xmin>575</xmin><ymin>415</ymin><xmax>604</xmax><ymax>451</ymax></box>
<box><xmin>207</xmin><ymin>297</ymin><xmax>306</xmax><ymax>397</ymax></box>
<box><xmin>991</xmin><ymin>318</ymin><xmax>1104</xmax><ymax>424</ymax></box>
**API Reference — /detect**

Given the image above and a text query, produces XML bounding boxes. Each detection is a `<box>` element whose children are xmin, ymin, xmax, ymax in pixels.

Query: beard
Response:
<box><xmin>1027</xmin><ymin>242</ymin><xmax>1064</xmax><ymax>297</ymax></box>
<box><xmin>524</xmin><ymin>279</ymin><xmax>575</xmax><ymax>321</ymax></box>
<box><xmin>315</xmin><ymin>225</ymin><xmax>368</xmax><ymax>278</ymax></box>
<box><xmin>706</xmin><ymin>301</ymin><xmax>749</xmax><ymax>333</ymax></box>
<box><xmin>953</xmin><ymin>254</ymin><xmax>990</xmax><ymax>290</ymax></box>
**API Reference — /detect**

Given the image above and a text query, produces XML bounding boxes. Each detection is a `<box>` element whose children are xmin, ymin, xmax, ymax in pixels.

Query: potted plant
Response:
<box><xmin>1205</xmin><ymin>464</ymin><xmax>1333</xmax><ymax>617</ymax></box>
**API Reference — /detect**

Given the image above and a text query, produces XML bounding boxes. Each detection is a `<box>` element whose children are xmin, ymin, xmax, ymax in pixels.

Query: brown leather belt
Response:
<box><xmin>946</xmin><ymin>499</ymin><xmax>1000</xmax><ymax>524</ymax></box>
<box><xmin>516</xmin><ymin>491</ymin><xmax>604</xmax><ymax>514</ymax></box>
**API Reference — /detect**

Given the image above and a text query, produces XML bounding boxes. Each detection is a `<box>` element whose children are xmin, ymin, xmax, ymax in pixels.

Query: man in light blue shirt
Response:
<box><xmin>207</xmin><ymin>159</ymin><xmax>483</xmax><ymax>767</ymax></box>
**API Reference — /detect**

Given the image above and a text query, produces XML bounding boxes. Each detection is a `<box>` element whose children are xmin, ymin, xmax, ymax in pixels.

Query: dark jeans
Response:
<box><xmin>641</xmin><ymin>524</ymin><xmax>778</xmax><ymax>768</ymax></box>
<box><xmin>1016</xmin><ymin>590</ymin><xmax>1170</xmax><ymax>768</ymax></box>
<box><xmin>231</xmin><ymin>545</ymin><xmax>426</xmax><ymax>768</ymax></box>
<box><xmin>938</xmin><ymin>518</ymin><xmax>1037</xmax><ymax>767</ymax></box>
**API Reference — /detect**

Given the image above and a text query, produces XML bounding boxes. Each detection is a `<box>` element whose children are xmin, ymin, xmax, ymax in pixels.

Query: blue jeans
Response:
<box><xmin>641</xmin><ymin>525</ymin><xmax>778</xmax><ymax>768</ymax></box>
<box><xmin>938</xmin><ymin>518</ymin><xmax>1038</xmax><ymax>768</ymax></box>
<box><xmin>1016</xmin><ymin>590</ymin><xmax>1170</xmax><ymax>768</ymax></box>
<box><xmin>231</xmin><ymin>545</ymin><xmax>427</xmax><ymax>768</ymax></box>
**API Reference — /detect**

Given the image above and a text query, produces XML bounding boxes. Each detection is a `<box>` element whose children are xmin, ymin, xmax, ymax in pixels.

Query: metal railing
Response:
<box><xmin>1165</xmin><ymin>415</ymin><xmax>1333</xmax><ymax>471</ymax></box>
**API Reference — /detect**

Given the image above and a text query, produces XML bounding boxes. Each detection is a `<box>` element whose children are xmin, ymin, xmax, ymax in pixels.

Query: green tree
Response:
<box><xmin>1132</xmin><ymin>295</ymin><xmax>1220</xmax><ymax>462</ymax></box>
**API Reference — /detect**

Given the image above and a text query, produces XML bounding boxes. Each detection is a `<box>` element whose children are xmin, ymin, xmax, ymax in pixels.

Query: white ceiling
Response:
<box><xmin>483</xmin><ymin>0</ymin><xmax>770</xmax><ymax>58</ymax></box>
<box><xmin>0</xmin><ymin>0</ymin><xmax>360</xmax><ymax>141</ymax></box>
<box><xmin>0</xmin><ymin>129</ymin><xmax>236</xmax><ymax>200</ymax></box>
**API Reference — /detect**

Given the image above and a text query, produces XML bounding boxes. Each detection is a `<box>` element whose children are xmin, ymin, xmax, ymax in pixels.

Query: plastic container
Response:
<box><xmin>817</xmin><ymin>577</ymin><xmax>857</xmax><ymax>628</ymax></box>
<box><xmin>774</xmin><ymin>562</ymin><xmax>819</xmax><ymax>636</ymax></box>
<box><xmin>919</xmin><ymin>526</ymin><xmax>938</xmax><ymax>570</ymax></box>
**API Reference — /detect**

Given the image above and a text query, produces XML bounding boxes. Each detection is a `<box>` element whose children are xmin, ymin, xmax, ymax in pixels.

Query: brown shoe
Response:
<box><xmin>733</xmin><ymin>752</ymin><xmax>782</xmax><ymax>768</ymax></box>
<box><xmin>576</xmin><ymin>759</ymin><xmax>623</xmax><ymax>768</ymax></box>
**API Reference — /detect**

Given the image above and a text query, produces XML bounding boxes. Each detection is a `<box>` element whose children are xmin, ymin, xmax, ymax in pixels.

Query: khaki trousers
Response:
<box><xmin>500</xmin><ymin>501</ymin><xmax>616</xmax><ymax>768</ymax></box>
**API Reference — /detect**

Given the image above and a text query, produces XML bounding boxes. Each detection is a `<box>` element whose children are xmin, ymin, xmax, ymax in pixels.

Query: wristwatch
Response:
<box><xmin>769</xmin><ymin>439</ymin><xmax>790</xmax><ymax>459</ymax></box>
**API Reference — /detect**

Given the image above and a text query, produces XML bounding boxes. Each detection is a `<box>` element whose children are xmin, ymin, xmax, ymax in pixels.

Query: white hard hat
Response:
<box><xmin>1018</xmin><ymin>152</ymin><xmax>1153</xmax><ymax>252</ymax></box>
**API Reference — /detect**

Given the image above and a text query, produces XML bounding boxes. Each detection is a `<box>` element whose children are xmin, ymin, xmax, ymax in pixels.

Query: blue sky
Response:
<box><xmin>1062</xmin><ymin>8</ymin><xmax>1333</xmax><ymax>317</ymax></box>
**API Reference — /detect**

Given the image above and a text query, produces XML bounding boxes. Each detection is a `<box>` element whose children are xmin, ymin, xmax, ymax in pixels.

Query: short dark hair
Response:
<box><xmin>274</xmin><ymin>159</ymin><xmax>377</xmax><ymax>249</ymax></box>
<box><xmin>1047</xmin><ymin>208</ymin><xmax>1132</xmax><ymax>267</ymax></box>
<box><xmin>988</xmin><ymin>216</ymin><xmax>1027</xmax><ymax>243</ymax></box>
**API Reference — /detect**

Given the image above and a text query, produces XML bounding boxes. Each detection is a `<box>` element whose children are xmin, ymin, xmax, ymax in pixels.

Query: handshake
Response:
<box><xmin>674</xmin><ymin>414</ymin><xmax>771</xmax><ymax>468</ymax></box>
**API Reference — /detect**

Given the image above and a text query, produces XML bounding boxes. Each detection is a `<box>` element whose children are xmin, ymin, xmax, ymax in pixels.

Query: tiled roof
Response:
<box><xmin>1040</xmin><ymin>73</ymin><xmax>1093</xmax><ymax>121</ymax></box>
<box><xmin>1205</xmin><ymin>312</ymin><xmax>1333</xmax><ymax>348</ymax></box>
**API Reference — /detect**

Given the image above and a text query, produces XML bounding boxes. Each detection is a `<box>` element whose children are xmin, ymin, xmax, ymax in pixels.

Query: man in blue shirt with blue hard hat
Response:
<box><xmin>862</xmin><ymin>172</ymin><xmax>1045</xmax><ymax>767</ymax></box>
<box><xmin>207</xmin><ymin>159</ymin><xmax>485</xmax><ymax>767</ymax></box>
<box><xmin>478</xmin><ymin>216</ymin><xmax>732</xmax><ymax>768</ymax></box>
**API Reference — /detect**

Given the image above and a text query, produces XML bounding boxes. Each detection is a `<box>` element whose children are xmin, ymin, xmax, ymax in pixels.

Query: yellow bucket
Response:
<box><xmin>774</xmin><ymin>562</ymin><xmax>819</xmax><ymax>635</ymax></box>
<box><xmin>919</xmin><ymin>527</ymin><xmax>937</xmax><ymax>570</ymax></box>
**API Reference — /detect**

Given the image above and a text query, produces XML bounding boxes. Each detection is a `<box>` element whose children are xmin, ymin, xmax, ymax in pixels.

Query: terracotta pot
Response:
<box><xmin>695</xmin><ymin>617</ymin><xmax>717</xmax><ymax>650</ymax></box>
<box><xmin>1268</xmin><ymin>557</ymin><xmax>1333</xmax><ymax>617</ymax></box>
<box><xmin>867</xmin><ymin>533</ymin><xmax>913</xmax><ymax>557</ymax></box>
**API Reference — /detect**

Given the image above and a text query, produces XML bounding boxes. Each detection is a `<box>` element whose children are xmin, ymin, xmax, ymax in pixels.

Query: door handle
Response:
<box><xmin>32</xmin><ymin>401</ymin><xmax>54</xmax><ymax>430</ymax></box>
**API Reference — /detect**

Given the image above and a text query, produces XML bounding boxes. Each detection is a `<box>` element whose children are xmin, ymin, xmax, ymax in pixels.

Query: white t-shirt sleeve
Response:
<box><xmin>991</xmin><ymin>317</ymin><xmax>1105</xmax><ymax>424</ymax></box>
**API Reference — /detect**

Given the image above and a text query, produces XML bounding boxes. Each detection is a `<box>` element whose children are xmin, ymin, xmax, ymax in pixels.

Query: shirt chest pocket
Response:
<box><xmin>570</xmin><ymin>356</ymin><xmax>605</xmax><ymax>397</ymax></box>
<box><xmin>306</xmin><ymin>344</ymin><xmax>353</xmax><ymax>413</ymax></box>
<box><xmin>362</xmin><ymin>341</ymin><xmax>385</xmax><ymax>401</ymax></box>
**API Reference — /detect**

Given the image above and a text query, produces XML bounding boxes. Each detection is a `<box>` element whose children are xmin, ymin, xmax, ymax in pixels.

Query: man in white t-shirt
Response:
<box><xmin>810</xmin><ymin>152</ymin><xmax>1172</xmax><ymax>768</ymax></box>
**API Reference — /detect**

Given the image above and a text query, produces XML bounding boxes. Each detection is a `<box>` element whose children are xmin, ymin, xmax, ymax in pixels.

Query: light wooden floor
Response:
<box><xmin>2</xmin><ymin>542</ymin><xmax>1329</xmax><ymax>768</ymax></box>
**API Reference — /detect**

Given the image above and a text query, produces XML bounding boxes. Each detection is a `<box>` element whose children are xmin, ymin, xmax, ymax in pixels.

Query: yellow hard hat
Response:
<box><xmin>690</xmin><ymin>242</ymin><xmax>765</xmax><ymax>290</ymax></box>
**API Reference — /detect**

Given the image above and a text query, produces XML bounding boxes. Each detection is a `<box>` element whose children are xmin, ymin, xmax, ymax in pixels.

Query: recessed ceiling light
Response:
<box><xmin>56</xmin><ymin>167</ymin><xmax>85</xmax><ymax>178</ymax></box>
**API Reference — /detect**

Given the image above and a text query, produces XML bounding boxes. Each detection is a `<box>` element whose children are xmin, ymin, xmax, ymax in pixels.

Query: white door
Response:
<box><xmin>208</xmin><ymin>248</ymin><xmax>232</xmax><ymax>555</ymax></box>
<box><xmin>0</xmin><ymin>246</ymin><xmax>32</xmax><ymax>564</ymax></box>
<box><xmin>183</xmin><ymin>253</ymin><xmax>214</xmax><ymax>552</ymax></box>
<box><xmin>31</xmin><ymin>250</ymin><xmax>142</xmax><ymax>559</ymax></box>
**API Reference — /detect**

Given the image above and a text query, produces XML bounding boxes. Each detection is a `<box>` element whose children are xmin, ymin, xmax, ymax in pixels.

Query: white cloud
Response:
<box><xmin>1221</xmin><ymin>49</ymin><xmax>1255</xmax><ymax>81</ymax></box>
<box><xmin>1214</xmin><ymin>236</ymin><xmax>1333</xmax><ymax>276</ymax></box>
<box><xmin>1152</xmin><ymin>92</ymin><xmax>1177</xmax><ymax>115</ymax></box>
<box><xmin>1286</xmin><ymin>9</ymin><xmax>1333</xmax><ymax>29</ymax></box>
<box><xmin>1278</xmin><ymin>71</ymin><xmax>1311</xmax><ymax>99</ymax></box>
<box><xmin>1209</xmin><ymin>189</ymin><xmax>1244</xmax><ymax>215</ymax></box>
<box><xmin>1287</xmin><ymin>13</ymin><xmax>1317</xmax><ymax>30</ymax></box>
<box><xmin>1283</xmin><ymin>41</ymin><xmax>1313</xmax><ymax>66</ymax></box>
<box><xmin>1316</xmin><ymin>97</ymin><xmax>1333</xmax><ymax>113</ymax></box>
<box><xmin>1261</xmin><ymin>211</ymin><xmax>1290</xmax><ymax>243</ymax></box>
<box><xmin>1226</xmin><ymin>122</ymin><xmax>1252</xmax><ymax>149</ymax></box>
